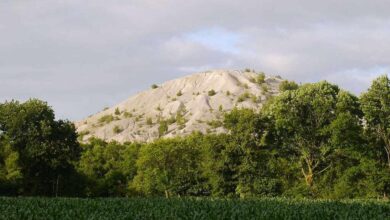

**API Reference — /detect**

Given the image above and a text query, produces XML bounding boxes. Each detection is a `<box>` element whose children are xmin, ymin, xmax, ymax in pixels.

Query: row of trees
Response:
<box><xmin>0</xmin><ymin>75</ymin><xmax>389</xmax><ymax>198</ymax></box>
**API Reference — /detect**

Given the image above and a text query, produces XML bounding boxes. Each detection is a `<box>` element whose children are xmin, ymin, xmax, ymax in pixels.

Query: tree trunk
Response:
<box><xmin>165</xmin><ymin>190</ymin><xmax>169</xmax><ymax>199</ymax></box>
<box><xmin>301</xmin><ymin>157</ymin><xmax>317</xmax><ymax>188</ymax></box>
<box><xmin>55</xmin><ymin>175</ymin><xmax>59</xmax><ymax>197</ymax></box>
<box><xmin>301</xmin><ymin>167</ymin><xmax>313</xmax><ymax>187</ymax></box>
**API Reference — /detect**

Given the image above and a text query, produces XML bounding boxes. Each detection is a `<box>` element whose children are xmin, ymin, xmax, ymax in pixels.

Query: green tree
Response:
<box><xmin>0</xmin><ymin>99</ymin><xmax>81</xmax><ymax>196</ymax></box>
<box><xmin>268</xmin><ymin>82</ymin><xmax>363</xmax><ymax>195</ymax></box>
<box><xmin>132</xmin><ymin>134</ymin><xmax>206</xmax><ymax>197</ymax></box>
<box><xmin>0</xmin><ymin>134</ymin><xmax>22</xmax><ymax>195</ymax></box>
<box><xmin>203</xmin><ymin>109</ymin><xmax>280</xmax><ymax>198</ymax></box>
<box><xmin>361</xmin><ymin>75</ymin><xmax>390</xmax><ymax>170</ymax></box>
<box><xmin>78</xmin><ymin>138</ymin><xmax>140</xmax><ymax>197</ymax></box>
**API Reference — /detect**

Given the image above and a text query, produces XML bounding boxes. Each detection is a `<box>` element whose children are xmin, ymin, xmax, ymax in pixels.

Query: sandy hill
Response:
<box><xmin>75</xmin><ymin>70</ymin><xmax>283</xmax><ymax>143</ymax></box>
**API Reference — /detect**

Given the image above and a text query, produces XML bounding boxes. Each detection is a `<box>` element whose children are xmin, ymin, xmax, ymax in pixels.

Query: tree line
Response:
<box><xmin>0</xmin><ymin>75</ymin><xmax>389</xmax><ymax>199</ymax></box>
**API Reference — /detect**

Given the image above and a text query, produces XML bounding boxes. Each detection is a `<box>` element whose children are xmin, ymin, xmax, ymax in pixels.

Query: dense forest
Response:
<box><xmin>0</xmin><ymin>75</ymin><xmax>389</xmax><ymax>199</ymax></box>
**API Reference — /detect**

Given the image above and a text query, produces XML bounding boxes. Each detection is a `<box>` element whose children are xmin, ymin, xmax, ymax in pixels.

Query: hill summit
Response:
<box><xmin>75</xmin><ymin>70</ymin><xmax>283</xmax><ymax>142</ymax></box>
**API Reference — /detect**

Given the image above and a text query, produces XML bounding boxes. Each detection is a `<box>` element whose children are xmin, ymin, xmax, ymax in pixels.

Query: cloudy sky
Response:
<box><xmin>1</xmin><ymin>0</ymin><xmax>389</xmax><ymax>120</ymax></box>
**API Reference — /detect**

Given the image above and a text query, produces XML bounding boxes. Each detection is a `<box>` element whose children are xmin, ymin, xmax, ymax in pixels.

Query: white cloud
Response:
<box><xmin>0</xmin><ymin>0</ymin><xmax>389</xmax><ymax>119</ymax></box>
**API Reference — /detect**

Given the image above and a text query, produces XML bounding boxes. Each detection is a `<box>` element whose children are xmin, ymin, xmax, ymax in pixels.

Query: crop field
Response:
<box><xmin>0</xmin><ymin>197</ymin><xmax>389</xmax><ymax>220</ymax></box>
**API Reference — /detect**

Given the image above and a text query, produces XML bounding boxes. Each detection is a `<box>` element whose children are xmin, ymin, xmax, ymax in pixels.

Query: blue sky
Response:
<box><xmin>0</xmin><ymin>0</ymin><xmax>389</xmax><ymax>120</ymax></box>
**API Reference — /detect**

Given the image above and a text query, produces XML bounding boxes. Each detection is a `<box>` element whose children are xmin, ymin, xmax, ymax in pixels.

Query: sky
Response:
<box><xmin>0</xmin><ymin>0</ymin><xmax>389</xmax><ymax>120</ymax></box>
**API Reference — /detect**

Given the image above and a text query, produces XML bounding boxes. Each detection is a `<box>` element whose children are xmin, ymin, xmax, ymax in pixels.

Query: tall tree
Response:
<box><xmin>361</xmin><ymin>75</ymin><xmax>390</xmax><ymax>170</ymax></box>
<box><xmin>268</xmin><ymin>82</ymin><xmax>363</xmax><ymax>195</ymax></box>
<box><xmin>203</xmin><ymin>109</ymin><xmax>280</xmax><ymax>198</ymax></box>
<box><xmin>0</xmin><ymin>99</ymin><xmax>81</xmax><ymax>196</ymax></box>
<box><xmin>78</xmin><ymin>138</ymin><xmax>140</xmax><ymax>197</ymax></box>
<box><xmin>132</xmin><ymin>133</ymin><xmax>206</xmax><ymax>197</ymax></box>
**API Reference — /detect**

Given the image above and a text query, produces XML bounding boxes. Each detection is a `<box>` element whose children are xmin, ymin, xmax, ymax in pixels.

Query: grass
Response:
<box><xmin>0</xmin><ymin>197</ymin><xmax>388</xmax><ymax>220</ymax></box>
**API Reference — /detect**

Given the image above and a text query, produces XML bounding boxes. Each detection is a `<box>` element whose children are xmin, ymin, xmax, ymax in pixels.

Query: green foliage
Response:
<box><xmin>151</xmin><ymin>84</ymin><xmax>158</xmax><ymax>89</ymax></box>
<box><xmin>176</xmin><ymin>91</ymin><xmax>183</xmax><ymax>97</ymax></box>
<box><xmin>123</xmin><ymin>111</ymin><xmax>133</xmax><ymax>118</ymax></box>
<box><xmin>279</xmin><ymin>80</ymin><xmax>299</xmax><ymax>92</ymax></box>
<box><xmin>114</xmin><ymin>108</ymin><xmax>121</xmax><ymax>116</ymax></box>
<box><xmin>361</xmin><ymin>75</ymin><xmax>390</xmax><ymax>170</ymax></box>
<box><xmin>257</xmin><ymin>73</ymin><xmax>266</xmax><ymax>84</ymax></box>
<box><xmin>261</xmin><ymin>84</ymin><xmax>268</xmax><ymax>93</ymax></box>
<box><xmin>98</xmin><ymin>115</ymin><xmax>114</xmax><ymax>124</ymax></box>
<box><xmin>208</xmin><ymin>90</ymin><xmax>217</xmax><ymax>96</ymax></box>
<box><xmin>113</xmin><ymin>125</ymin><xmax>123</xmax><ymax>134</ymax></box>
<box><xmin>237</xmin><ymin>92</ymin><xmax>252</xmax><ymax>102</ymax></box>
<box><xmin>1</xmin><ymin>76</ymin><xmax>390</xmax><ymax>200</ymax></box>
<box><xmin>132</xmin><ymin>134</ymin><xmax>206</xmax><ymax>197</ymax></box>
<box><xmin>268</xmin><ymin>81</ymin><xmax>364</xmax><ymax>195</ymax></box>
<box><xmin>207</xmin><ymin>120</ymin><xmax>223</xmax><ymax>129</ymax></box>
<box><xmin>78</xmin><ymin>139</ymin><xmax>140</xmax><ymax>196</ymax></box>
<box><xmin>146</xmin><ymin>117</ymin><xmax>153</xmax><ymax>126</ymax></box>
<box><xmin>158</xmin><ymin>120</ymin><xmax>169</xmax><ymax>137</ymax></box>
<box><xmin>0</xmin><ymin>99</ymin><xmax>81</xmax><ymax>196</ymax></box>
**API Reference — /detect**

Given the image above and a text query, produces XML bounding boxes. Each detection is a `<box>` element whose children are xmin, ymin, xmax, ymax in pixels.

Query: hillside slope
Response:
<box><xmin>75</xmin><ymin>70</ymin><xmax>282</xmax><ymax>142</ymax></box>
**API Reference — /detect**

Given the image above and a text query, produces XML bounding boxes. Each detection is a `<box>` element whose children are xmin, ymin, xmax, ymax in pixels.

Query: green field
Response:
<box><xmin>0</xmin><ymin>198</ymin><xmax>389</xmax><ymax>220</ymax></box>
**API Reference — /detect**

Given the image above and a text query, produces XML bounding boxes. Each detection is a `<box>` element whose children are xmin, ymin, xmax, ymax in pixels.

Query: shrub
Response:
<box><xmin>279</xmin><ymin>80</ymin><xmax>299</xmax><ymax>92</ymax></box>
<box><xmin>251</xmin><ymin>95</ymin><xmax>258</xmax><ymax>103</ymax></box>
<box><xmin>158</xmin><ymin>120</ymin><xmax>169</xmax><ymax>137</ymax></box>
<box><xmin>261</xmin><ymin>84</ymin><xmax>269</xmax><ymax>93</ymax></box>
<box><xmin>146</xmin><ymin>117</ymin><xmax>153</xmax><ymax>126</ymax></box>
<box><xmin>207</xmin><ymin>120</ymin><xmax>223</xmax><ymax>129</ymax></box>
<box><xmin>99</xmin><ymin>115</ymin><xmax>114</xmax><ymax>124</ymax></box>
<box><xmin>257</xmin><ymin>73</ymin><xmax>266</xmax><ymax>84</ymax></box>
<box><xmin>237</xmin><ymin>92</ymin><xmax>251</xmax><ymax>102</ymax></box>
<box><xmin>177</xmin><ymin>91</ymin><xmax>183</xmax><ymax>97</ymax></box>
<box><xmin>114</xmin><ymin>108</ymin><xmax>121</xmax><ymax>115</ymax></box>
<box><xmin>113</xmin><ymin>125</ymin><xmax>123</xmax><ymax>134</ymax></box>
<box><xmin>123</xmin><ymin>111</ymin><xmax>133</xmax><ymax>118</ymax></box>
<box><xmin>208</xmin><ymin>90</ymin><xmax>217</xmax><ymax>96</ymax></box>
<box><xmin>151</xmin><ymin>84</ymin><xmax>159</xmax><ymax>89</ymax></box>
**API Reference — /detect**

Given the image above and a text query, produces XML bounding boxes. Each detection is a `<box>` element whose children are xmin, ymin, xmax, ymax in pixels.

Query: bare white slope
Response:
<box><xmin>75</xmin><ymin>70</ymin><xmax>282</xmax><ymax>143</ymax></box>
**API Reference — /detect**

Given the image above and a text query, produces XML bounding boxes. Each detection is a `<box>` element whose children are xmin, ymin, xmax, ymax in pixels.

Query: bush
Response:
<box><xmin>237</xmin><ymin>92</ymin><xmax>251</xmax><ymax>102</ymax></box>
<box><xmin>123</xmin><ymin>111</ymin><xmax>133</xmax><ymax>118</ymax></box>
<box><xmin>261</xmin><ymin>84</ymin><xmax>269</xmax><ymax>93</ymax></box>
<box><xmin>177</xmin><ymin>91</ymin><xmax>183</xmax><ymax>97</ymax></box>
<box><xmin>207</xmin><ymin>120</ymin><xmax>223</xmax><ymax>128</ymax></box>
<box><xmin>151</xmin><ymin>84</ymin><xmax>159</xmax><ymax>89</ymax></box>
<box><xmin>257</xmin><ymin>73</ymin><xmax>266</xmax><ymax>84</ymax></box>
<box><xmin>114</xmin><ymin>108</ymin><xmax>121</xmax><ymax>115</ymax></box>
<box><xmin>113</xmin><ymin>125</ymin><xmax>123</xmax><ymax>134</ymax></box>
<box><xmin>208</xmin><ymin>90</ymin><xmax>217</xmax><ymax>96</ymax></box>
<box><xmin>146</xmin><ymin>117</ymin><xmax>153</xmax><ymax>126</ymax></box>
<box><xmin>158</xmin><ymin>120</ymin><xmax>169</xmax><ymax>137</ymax></box>
<box><xmin>99</xmin><ymin>115</ymin><xmax>114</xmax><ymax>124</ymax></box>
<box><xmin>279</xmin><ymin>80</ymin><xmax>299</xmax><ymax>92</ymax></box>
